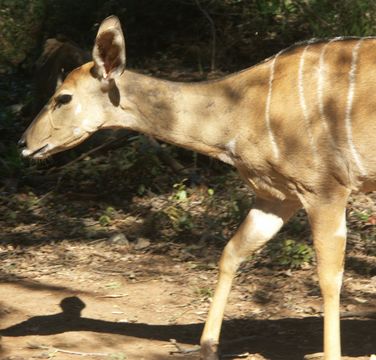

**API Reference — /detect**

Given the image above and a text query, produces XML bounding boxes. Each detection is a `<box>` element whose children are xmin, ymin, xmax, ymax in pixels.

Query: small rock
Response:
<box><xmin>109</xmin><ymin>233</ymin><xmax>130</xmax><ymax>246</ymax></box>
<box><xmin>127</xmin><ymin>272</ymin><xmax>136</xmax><ymax>279</ymax></box>
<box><xmin>83</xmin><ymin>218</ymin><xmax>97</xmax><ymax>227</ymax></box>
<box><xmin>134</xmin><ymin>237</ymin><xmax>151</xmax><ymax>250</ymax></box>
<box><xmin>346</xmin><ymin>304</ymin><xmax>357</xmax><ymax>312</ymax></box>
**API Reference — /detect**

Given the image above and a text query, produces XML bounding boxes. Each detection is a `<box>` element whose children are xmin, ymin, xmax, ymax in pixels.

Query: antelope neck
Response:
<box><xmin>107</xmin><ymin>70</ymin><xmax>253</xmax><ymax>164</ymax></box>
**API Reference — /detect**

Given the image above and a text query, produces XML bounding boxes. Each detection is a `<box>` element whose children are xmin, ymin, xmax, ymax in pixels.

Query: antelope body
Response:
<box><xmin>20</xmin><ymin>16</ymin><xmax>376</xmax><ymax>360</ymax></box>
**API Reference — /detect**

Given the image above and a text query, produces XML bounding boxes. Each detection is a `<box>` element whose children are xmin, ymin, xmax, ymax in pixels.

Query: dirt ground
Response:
<box><xmin>0</xmin><ymin>162</ymin><xmax>376</xmax><ymax>360</ymax></box>
<box><xmin>0</xmin><ymin>239</ymin><xmax>375</xmax><ymax>360</ymax></box>
<box><xmin>0</xmin><ymin>191</ymin><xmax>376</xmax><ymax>360</ymax></box>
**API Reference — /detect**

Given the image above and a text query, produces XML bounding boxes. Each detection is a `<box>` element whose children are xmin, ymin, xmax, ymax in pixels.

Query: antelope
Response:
<box><xmin>19</xmin><ymin>16</ymin><xmax>376</xmax><ymax>360</ymax></box>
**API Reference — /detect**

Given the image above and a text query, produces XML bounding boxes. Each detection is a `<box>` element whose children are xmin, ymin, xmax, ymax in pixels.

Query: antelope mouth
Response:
<box><xmin>21</xmin><ymin>133</ymin><xmax>90</xmax><ymax>159</ymax></box>
<box><xmin>21</xmin><ymin>144</ymin><xmax>51</xmax><ymax>159</ymax></box>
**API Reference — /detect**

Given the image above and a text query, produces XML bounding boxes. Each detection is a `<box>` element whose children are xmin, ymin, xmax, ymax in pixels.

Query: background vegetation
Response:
<box><xmin>2</xmin><ymin>0</ymin><xmax>376</xmax><ymax>74</ymax></box>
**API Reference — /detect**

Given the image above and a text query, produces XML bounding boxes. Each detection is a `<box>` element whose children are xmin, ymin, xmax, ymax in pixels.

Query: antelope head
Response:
<box><xmin>20</xmin><ymin>16</ymin><xmax>126</xmax><ymax>159</ymax></box>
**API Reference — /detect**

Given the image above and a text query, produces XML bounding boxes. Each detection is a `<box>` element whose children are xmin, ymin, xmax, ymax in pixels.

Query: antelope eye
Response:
<box><xmin>55</xmin><ymin>93</ymin><xmax>72</xmax><ymax>105</ymax></box>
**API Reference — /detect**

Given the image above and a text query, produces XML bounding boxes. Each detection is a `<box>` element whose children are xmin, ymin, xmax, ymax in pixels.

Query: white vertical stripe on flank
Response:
<box><xmin>298</xmin><ymin>45</ymin><xmax>310</xmax><ymax>120</ymax></box>
<box><xmin>344</xmin><ymin>39</ymin><xmax>367</xmax><ymax>176</ymax></box>
<box><xmin>317</xmin><ymin>38</ymin><xmax>346</xmax><ymax>152</ymax></box>
<box><xmin>298</xmin><ymin>45</ymin><xmax>317</xmax><ymax>159</ymax></box>
<box><xmin>265</xmin><ymin>52</ymin><xmax>281</xmax><ymax>160</ymax></box>
<box><xmin>317</xmin><ymin>40</ymin><xmax>335</xmax><ymax>133</ymax></box>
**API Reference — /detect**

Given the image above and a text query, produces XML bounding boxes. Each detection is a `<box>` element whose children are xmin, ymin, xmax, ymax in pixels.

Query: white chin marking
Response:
<box><xmin>22</xmin><ymin>148</ymin><xmax>32</xmax><ymax>157</ymax></box>
<box><xmin>32</xmin><ymin>143</ymin><xmax>53</xmax><ymax>158</ymax></box>
<box><xmin>345</xmin><ymin>39</ymin><xmax>367</xmax><ymax>176</ymax></box>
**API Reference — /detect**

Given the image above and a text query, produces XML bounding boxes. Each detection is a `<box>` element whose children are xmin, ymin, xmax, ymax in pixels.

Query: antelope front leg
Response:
<box><xmin>200</xmin><ymin>198</ymin><xmax>299</xmax><ymax>360</ymax></box>
<box><xmin>306</xmin><ymin>189</ymin><xmax>350</xmax><ymax>360</ymax></box>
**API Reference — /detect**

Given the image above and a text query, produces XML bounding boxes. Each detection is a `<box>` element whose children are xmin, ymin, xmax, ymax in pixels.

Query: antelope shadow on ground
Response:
<box><xmin>1</xmin><ymin>296</ymin><xmax>374</xmax><ymax>360</ymax></box>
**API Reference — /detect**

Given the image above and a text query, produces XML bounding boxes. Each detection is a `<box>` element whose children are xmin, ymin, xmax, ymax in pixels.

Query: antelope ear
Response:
<box><xmin>93</xmin><ymin>15</ymin><xmax>126</xmax><ymax>81</ymax></box>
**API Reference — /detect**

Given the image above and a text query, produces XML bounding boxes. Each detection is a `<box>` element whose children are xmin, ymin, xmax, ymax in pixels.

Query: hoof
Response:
<box><xmin>200</xmin><ymin>340</ymin><xmax>219</xmax><ymax>360</ymax></box>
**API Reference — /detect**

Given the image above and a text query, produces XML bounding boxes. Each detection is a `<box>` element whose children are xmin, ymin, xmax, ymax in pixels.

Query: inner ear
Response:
<box><xmin>93</xmin><ymin>16</ymin><xmax>126</xmax><ymax>81</ymax></box>
<box><xmin>96</xmin><ymin>32</ymin><xmax>123</xmax><ymax>76</ymax></box>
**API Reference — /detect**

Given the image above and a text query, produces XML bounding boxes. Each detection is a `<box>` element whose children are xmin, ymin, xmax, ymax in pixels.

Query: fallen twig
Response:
<box><xmin>222</xmin><ymin>352</ymin><xmax>251</xmax><ymax>359</ymax></box>
<box><xmin>169</xmin><ymin>338</ymin><xmax>200</xmax><ymax>354</ymax></box>
<box><xmin>147</xmin><ymin>137</ymin><xmax>185</xmax><ymax>173</ymax></box>
<box><xmin>97</xmin><ymin>294</ymin><xmax>128</xmax><ymax>298</ymax></box>
<box><xmin>27</xmin><ymin>342</ymin><xmax>109</xmax><ymax>357</ymax></box>
<box><xmin>304</xmin><ymin>353</ymin><xmax>324</xmax><ymax>359</ymax></box>
<box><xmin>340</xmin><ymin>310</ymin><xmax>376</xmax><ymax>319</ymax></box>
<box><xmin>46</xmin><ymin>134</ymin><xmax>185</xmax><ymax>175</ymax></box>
